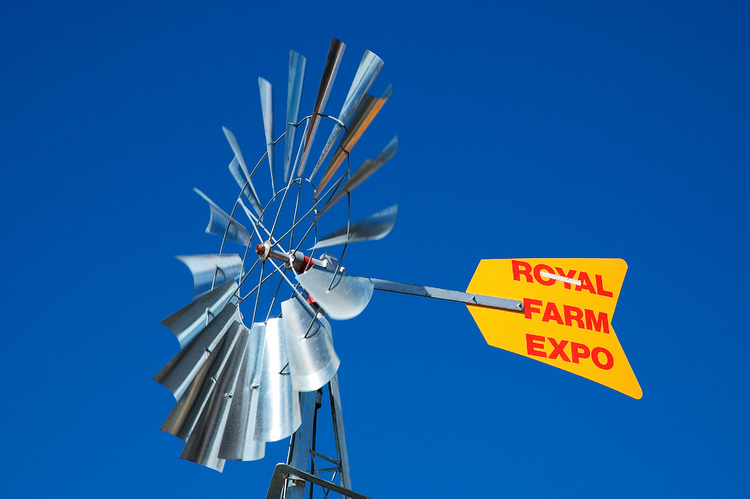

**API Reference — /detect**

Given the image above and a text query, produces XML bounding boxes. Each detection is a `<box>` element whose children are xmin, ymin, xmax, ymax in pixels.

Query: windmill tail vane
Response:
<box><xmin>154</xmin><ymin>37</ymin><xmax>641</xmax><ymax>498</ymax></box>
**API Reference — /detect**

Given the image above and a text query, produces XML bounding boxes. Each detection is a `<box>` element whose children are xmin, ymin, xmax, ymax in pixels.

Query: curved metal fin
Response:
<box><xmin>281</xmin><ymin>296</ymin><xmax>339</xmax><ymax>392</ymax></box>
<box><xmin>310</xmin><ymin>50</ymin><xmax>384</xmax><ymax>180</ymax></box>
<box><xmin>160</xmin><ymin>280</ymin><xmax>238</xmax><ymax>348</ymax></box>
<box><xmin>315</xmin><ymin>84</ymin><xmax>393</xmax><ymax>196</ymax></box>
<box><xmin>297</xmin><ymin>37</ymin><xmax>346</xmax><ymax>177</ymax></box>
<box><xmin>255</xmin><ymin>318</ymin><xmax>301</xmax><ymax>442</ymax></box>
<box><xmin>258</xmin><ymin>77</ymin><xmax>276</xmax><ymax>194</ymax></box>
<box><xmin>194</xmin><ymin>188</ymin><xmax>252</xmax><ymax>247</ymax></box>
<box><xmin>176</xmin><ymin>254</ymin><xmax>243</xmax><ymax>298</ymax></box>
<box><xmin>296</xmin><ymin>267</ymin><xmax>374</xmax><ymax>320</ymax></box>
<box><xmin>318</xmin><ymin>136</ymin><xmax>398</xmax><ymax>216</ymax></box>
<box><xmin>313</xmin><ymin>204</ymin><xmax>398</xmax><ymax>250</ymax></box>
<box><xmin>155</xmin><ymin>302</ymin><xmax>240</xmax><ymax>400</ymax></box>
<box><xmin>179</xmin><ymin>321</ymin><xmax>246</xmax><ymax>472</ymax></box>
<box><xmin>161</xmin><ymin>333</ymin><xmax>228</xmax><ymax>442</ymax></box>
<box><xmin>285</xmin><ymin>51</ymin><xmax>307</xmax><ymax>184</ymax></box>
<box><xmin>222</xmin><ymin>127</ymin><xmax>263</xmax><ymax>216</ymax></box>
<box><xmin>219</xmin><ymin>322</ymin><xmax>267</xmax><ymax>461</ymax></box>
<box><xmin>227</xmin><ymin>157</ymin><xmax>262</xmax><ymax>221</ymax></box>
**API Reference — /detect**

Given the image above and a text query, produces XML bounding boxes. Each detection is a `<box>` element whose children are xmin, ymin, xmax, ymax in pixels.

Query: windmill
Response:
<box><xmin>155</xmin><ymin>38</ymin><xmax>641</xmax><ymax>499</ymax></box>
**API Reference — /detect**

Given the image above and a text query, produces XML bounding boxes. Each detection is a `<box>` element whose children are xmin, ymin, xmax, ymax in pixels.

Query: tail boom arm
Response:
<box><xmin>366</xmin><ymin>277</ymin><xmax>523</xmax><ymax>312</ymax></box>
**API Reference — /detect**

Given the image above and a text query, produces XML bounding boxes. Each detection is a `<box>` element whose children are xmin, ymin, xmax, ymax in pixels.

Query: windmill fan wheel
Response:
<box><xmin>154</xmin><ymin>38</ymin><xmax>398</xmax><ymax>471</ymax></box>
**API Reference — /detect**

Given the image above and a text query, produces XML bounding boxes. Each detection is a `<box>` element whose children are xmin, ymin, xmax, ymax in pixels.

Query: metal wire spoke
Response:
<box><xmin>251</xmin><ymin>261</ymin><xmax>266</xmax><ymax>323</ymax></box>
<box><xmin>236</xmin><ymin>257</ymin><xmax>262</xmax><ymax>294</ymax></box>
<box><xmin>240</xmin><ymin>261</ymin><xmax>282</xmax><ymax>302</ymax></box>
<box><xmin>289</xmin><ymin>181</ymin><xmax>304</xmax><ymax>250</ymax></box>
<box><xmin>288</xmin><ymin>184</ymin><xmax>347</xmax><ymax>258</ymax></box>
<box><xmin>326</xmin><ymin>192</ymin><xmax>352</xmax><ymax>291</ymax></box>
<box><xmin>266</xmin><ymin>178</ymin><xmax>313</xmax><ymax>255</ymax></box>
<box><xmin>269</xmin><ymin>182</ymin><xmax>294</xmax><ymax>239</ymax></box>
<box><xmin>264</xmin><ymin>273</ymin><xmax>286</xmax><ymax>322</ymax></box>
<box><xmin>274</xmin><ymin>172</ymin><xmax>347</xmax><ymax>250</ymax></box>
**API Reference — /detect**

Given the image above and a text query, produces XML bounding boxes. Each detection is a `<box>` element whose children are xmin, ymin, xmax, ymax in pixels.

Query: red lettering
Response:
<box><xmin>575</xmin><ymin>272</ymin><xmax>596</xmax><ymax>294</ymax></box>
<box><xmin>592</xmin><ymin>347</ymin><xmax>614</xmax><ymax>370</ymax></box>
<box><xmin>526</xmin><ymin>334</ymin><xmax>547</xmax><ymax>358</ymax></box>
<box><xmin>525</xmin><ymin>299</ymin><xmax>611</xmax><ymax>336</ymax></box>
<box><xmin>542</xmin><ymin>301</ymin><xmax>564</xmax><ymax>325</ymax></box>
<box><xmin>548</xmin><ymin>338</ymin><xmax>570</xmax><ymax>362</ymax></box>
<box><xmin>533</xmin><ymin>264</ymin><xmax>555</xmax><ymax>286</ymax></box>
<box><xmin>527</xmin><ymin>335</ymin><xmax>614</xmax><ymax>371</ymax></box>
<box><xmin>523</xmin><ymin>298</ymin><xmax>542</xmax><ymax>319</ymax></box>
<box><xmin>554</xmin><ymin>266</ymin><xmax>577</xmax><ymax>289</ymax></box>
<box><xmin>563</xmin><ymin>305</ymin><xmax>584</xmax><ymax>328</ymax></box>
<box><xmin>512</xmin><ymin>260</ymin><xmax>532</xmax><ymax>283</ymax></box>
<box><xmin>596</xmin><ymin>274</ymin><xmax>613</xmax><ymax>297</ymax></box>
<box><xmin>570</xmin><ymin>342</ymin><xmax>590</xmax><ymax>364</ymax></box>
<box><xmin>585</xmin><ymin>309</ymin><xmax>610</xmax><ymax>334</ymax></box>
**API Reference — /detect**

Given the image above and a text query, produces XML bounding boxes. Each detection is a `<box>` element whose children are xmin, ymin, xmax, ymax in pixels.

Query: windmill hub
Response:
<box><xmin>256</xmin><ymin>242</ymin><xmax>316</xmax><ymax>274</ymax></box>
<box><xmin>255</xmin><ymin>241</ymin><xmax>273</xmax><ymax>261</ymax></box>
<box><xmin>255</xmin><ymin>241</ymin><xmax>292</xmax><ymax>267</ymax></box>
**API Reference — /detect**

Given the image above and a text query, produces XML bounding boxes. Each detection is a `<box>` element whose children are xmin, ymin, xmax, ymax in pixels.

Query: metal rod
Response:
<box><xmin>328</xmin><ymin>374</ymin><xmax>351</xmax><ymax>492</ymax></box>
<box><xmin>251</xmin><ymin>261</ymin><xmax>265</xmax><ymax>323</ymax></box>
<box><xmin>265</xmin><ymin>274</ymin><xmax>285</xmax><ymax>322</ymax></box>
<box><xmin>289</xmin><ymin>181</ymin><xmax>303</xmax><ymax>250</ymax></box>
<box><xmin>327</xmin><ymin>180</ymin><xmax>352</xmax><ymax>292</ymax></box>
<box><xmin>238</xmin><ymin>261</ymin><xmax>278</xmax><ymax>302</ymax></box>
<box><xmin>285</xmin><ymin>391</ymin><xmax>317</xmax><ymax>499</ymax></box>
<box><xmin>364</xmin><ymin>277</ymin><xmax>524</xmax><ymax>312</ymax></box>
<box><xmin>310</xmin><ymin>388</ymin><xmax>322</xmax><ymax>499</ymax></box>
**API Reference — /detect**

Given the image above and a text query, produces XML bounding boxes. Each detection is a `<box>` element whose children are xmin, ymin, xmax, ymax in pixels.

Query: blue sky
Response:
<box><xmin>2</xmin><ymin>1</ymin><xmax>749</xmax><ymax>497</ymax></box>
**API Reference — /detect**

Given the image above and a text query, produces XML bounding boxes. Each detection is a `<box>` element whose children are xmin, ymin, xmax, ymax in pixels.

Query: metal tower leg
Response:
<box><xmin>267</xmin><ymin>373</ymin><xmax>369</xmax><ymax>499</ymax></box>
<box><xmin>285</xmin><ymin>390</ymin><xmax>317</xmax><ymax>499</ymax></box>
<box><xmin>328</xmin><ymin>373</ymin><xmax>351</xmax><ymax>490</ymax></box>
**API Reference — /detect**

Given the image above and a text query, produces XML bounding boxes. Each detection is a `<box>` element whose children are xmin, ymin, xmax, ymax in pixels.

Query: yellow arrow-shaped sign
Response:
<box><xmin>466</xmin><ymin>258</ymin><xmax>641</xmax><ymax>399</ymax></box>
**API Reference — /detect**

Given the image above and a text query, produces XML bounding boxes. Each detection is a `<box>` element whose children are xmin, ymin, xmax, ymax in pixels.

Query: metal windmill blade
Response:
<box><xmin>218</xmin><ymin>322</ymin><xmax>267</xmax><ymax>462</ymax></box>
<box><xmin>281</xmin><ymin>295</ymin><xmax>339</xmax><ymax>392</ymax></box>
<box><xmin>317</xmin><ymin>135</ymin><xmax>399</xmax><ymax>216</ymax></box>
<box><xmin>313</xmin><ymin>204</ymin><xmax>398</xmax><ymax>249</ymax></box>
<box><xmin>258</xmin><ymin>77</ymin><xmax>276</xmax><ymax>194</ymax></box>
<box><xmin>295</xmin><ymin>265</ymin><xmax>374</xmax><ymax>320</ymax></box>
<box><xmin>193</xmin><ymin>188</ymin><xmax>253</xmax><ymax>247</ymax></box>
<box><xmin>296</xmin><ymin>37</ymin><xmax>345</xmax><ymax>177</ymax></box>
<box><xmin>284</xmin><ymin>50</ymin><xmax>306</xmax><ymax>185</ymax></box>
<box><xmin>176</xmin><ymin>254</ymin><xmax>243</xmax><ymax>297</ymax></box>
<box><xmin>221</xmin><ymin>127</ymin><xmax>263</xmax><ymax>217</ymax></box>
<box><xmin>253</xmin><ymin>318</ymin><xmax>301</xmax><ymax>442</ymax></box>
